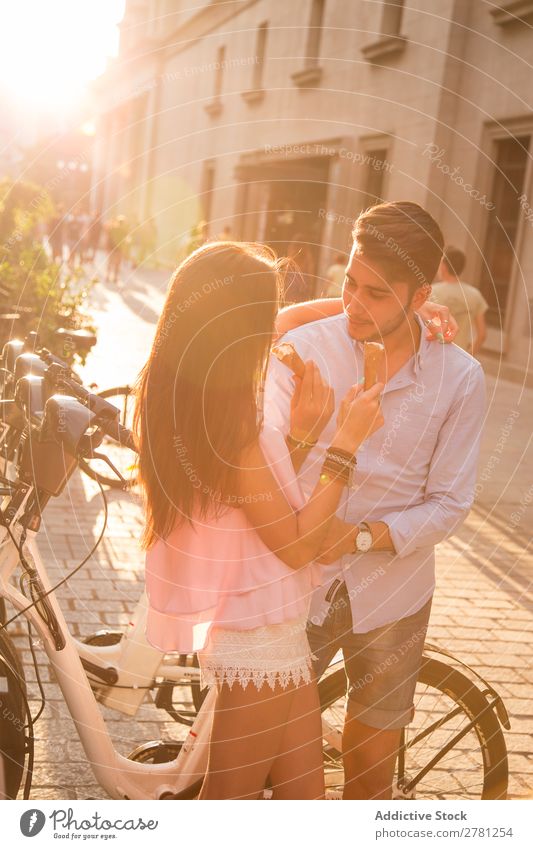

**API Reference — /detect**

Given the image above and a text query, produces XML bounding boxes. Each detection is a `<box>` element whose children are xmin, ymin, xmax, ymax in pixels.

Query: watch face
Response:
<box><xmin>356</xmin><ymin>530</ymin><xmax>373</xmax><ymax>552</ymax></box>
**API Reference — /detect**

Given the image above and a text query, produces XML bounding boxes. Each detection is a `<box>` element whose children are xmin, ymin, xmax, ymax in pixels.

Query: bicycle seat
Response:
<box><xmin>1</xmin><ymin>339</ymin><xmax>24</xmax><ymax>373</ymax></box>
<box><xmin>14</xmin><ymin>375</ymin><xmax>46</xmax><ymax>423</ymax></box>
<box><xmin>54</xmin><ymin>328</ymin><xmax>97</xmax><ymax>353</ymax></box>
<box><xmin>0</xmin><ymin>367</ymin><xmax>12</xmax><ymax>391</ymax></box>
<box><xmin>13</xmin><ymin>353</ymin><xmax>47</xmax><ymax>383</ymax></box>
<box><xmin>0</xmin><ymin>398</ymin><xmax>24</xmax><ymax>428</ymax></box>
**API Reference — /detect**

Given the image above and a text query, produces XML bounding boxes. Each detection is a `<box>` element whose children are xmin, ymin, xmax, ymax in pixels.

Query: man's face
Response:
<box><xmin>342</xmin><ymin>249</ymin><xmax>417</xmax><ymax>342</ymax></box>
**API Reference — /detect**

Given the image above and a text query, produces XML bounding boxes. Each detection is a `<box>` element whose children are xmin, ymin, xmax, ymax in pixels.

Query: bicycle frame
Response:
<box><xmin>0</xmin><ymin>486</ymin><xmax>216</xmax><ymax>799</ymax></box>
<box><xmin>1</xmin><ymin>424</ymin><xmax>202</xmax><ymax>716</ymax></box>
<box><xmin>0</xmin><ymin>485</ymin><xmax>344</xmax><ymax>799</ymax></box>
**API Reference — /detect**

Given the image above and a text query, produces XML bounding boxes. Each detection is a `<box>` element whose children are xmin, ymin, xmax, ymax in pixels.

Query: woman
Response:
<box><xmin>136</xmin><ymin>240</ymin><xmax>385</xmax><ymax>800</ymax></box>
<box><xmin>136</xmin><ymin>241</ymin><xmax>456</xmax><ymax>800</ymax></box>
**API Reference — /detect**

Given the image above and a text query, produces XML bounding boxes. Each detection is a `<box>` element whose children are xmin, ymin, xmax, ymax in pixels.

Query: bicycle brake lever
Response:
<box><xmin>87</xmin><ymin>451</ymin><xmax>127</xmax><ymax>486</ymax></box>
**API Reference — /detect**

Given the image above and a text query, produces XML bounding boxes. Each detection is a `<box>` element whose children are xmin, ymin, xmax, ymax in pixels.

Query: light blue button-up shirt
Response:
<box><xmin>263</xmin><ymin>314</ymin><xmax>486</xmax><ymax>633</ymax></box>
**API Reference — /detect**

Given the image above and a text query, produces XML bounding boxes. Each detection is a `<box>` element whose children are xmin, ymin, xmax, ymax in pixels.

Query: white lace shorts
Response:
<box><xmin>197</xmin><ymin>617</ymin><xmax>314</xmax><ymax>692</ymax></box>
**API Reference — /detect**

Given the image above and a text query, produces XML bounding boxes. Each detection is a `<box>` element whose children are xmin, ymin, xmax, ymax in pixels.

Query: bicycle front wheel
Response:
<box><xmin>0</xmin><ymin>630</ymin><xmax>27</xmax><ymax>799</ymax></box>
<box><xmin>78</xmin><ymin>386</ymin><xmax>137</xmax><ymax>489</ymax></box>
<box><xmin>319</xmin><ymin>656</ymin><xmax>508</xmax><ymax>800</ymax></box>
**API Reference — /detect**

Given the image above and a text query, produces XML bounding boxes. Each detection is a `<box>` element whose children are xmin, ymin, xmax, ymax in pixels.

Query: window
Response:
<box><xmin>201</xmin><ymin>160</ymin><xmax>216</xmax><ymax>227</ymax></box>
<box><xmin>214</xmin><ymin>45</ymin><xmax>225</xmax><ymax>99</ymax></box>
<box><xmin>128</xmin><ymin>93</ymin><xmax>149</xmax><ymax>192</ymax></box>
<box><xmin>360</xmin><ymin>148</ymin><xmax>389</xmax><ymax>209</ymax></box>
<box><xmin>479</xmin><ymin>135</ymin><xmax>531</xmax><ymax>328</ymax></box>
<box><xmin>253</xmin><ymin>22</ymin><xmax>268</xmax><ymax>90</ymax></box>
<box><xmin>490</xmin><ymin>1</ymin><xmax>533</xmax><ymax>26</ymax></box>
<box><xmin>205</xmin><ymin>45</ymin><xmax>225</xmax><ymax>116</ymax></box>
<box><xmin>305</xmin><ymin>0</ymin><xmax>326</xmax><ymax>67</ymax></box>
<box><xmin>292</xmin><ymin>0</ymin><xmax>325</xmax><ymax>86</ymax></box>
<box><xmin>243</xmin><ymin>22</ymin><xmax>268</xmax><ymax>102</ymax></box>
<box><xmin>381</xmin><ymin>0</ymin><xmax>405</xmax><ymax>36</ymax></box>
<box><xmin>361</xmin><ymin>0</ymin><xmax>407</xmax><ymax>62</ymax></box>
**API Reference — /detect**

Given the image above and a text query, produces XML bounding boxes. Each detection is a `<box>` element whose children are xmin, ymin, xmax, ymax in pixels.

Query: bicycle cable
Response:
<box><xmin>19</xmin><ymin>569</ymin><xmax>47</xmax><ymax>725</ymax></box>
<box><xmin>0</xmin><ymin>632</ymin><xmax>36</xmax><ymax>799</ymax></box>
<box><xmin>0</xmin><ymin>477</ymin><xmax>109</xmax><ymax>630</ymax></box>
<box><xmin>0</xmin><ymin>471</ymin><xmax>109</xmax><ymax>800</ymax></box>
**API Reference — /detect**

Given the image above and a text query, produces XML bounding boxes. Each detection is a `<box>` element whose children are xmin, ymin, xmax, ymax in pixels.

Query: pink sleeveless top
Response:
<box><xmin>144</xmin><ymin>425</ymin><xmax>322</xmax><ymax>653</ymax></box>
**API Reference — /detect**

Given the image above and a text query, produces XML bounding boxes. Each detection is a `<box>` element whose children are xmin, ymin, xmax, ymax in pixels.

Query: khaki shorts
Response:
<box><xmin>307</xmin><ymin>583</ymin><xmax>432</xmax><ymax>730</ymax></box>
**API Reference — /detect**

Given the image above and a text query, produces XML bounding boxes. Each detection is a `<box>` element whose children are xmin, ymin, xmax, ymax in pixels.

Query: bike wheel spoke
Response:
<box><xmin>401</xmin><ymin>681</ymin><xmax>484</xmax><ymax>798</ymax></box>
<box><xmin>320</xmin><ymin>660</ymin><xmax>501</xmax><ymax>800</ymax></box>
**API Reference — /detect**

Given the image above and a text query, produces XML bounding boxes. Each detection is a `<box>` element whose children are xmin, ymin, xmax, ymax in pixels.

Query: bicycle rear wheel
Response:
<box><xmin>318</xmin><ymin>656</ymin><xmax>508</xmax><ymax>800</ymax></box>
<box><xmin>78</xmin><ymin>386</ymin><xmax>137</xmax><ymax>489</ymax></box>
<box><xmin>0</xmin><ymin>630</ymin><xmax>27</xmax><ymax>799</ymax></box>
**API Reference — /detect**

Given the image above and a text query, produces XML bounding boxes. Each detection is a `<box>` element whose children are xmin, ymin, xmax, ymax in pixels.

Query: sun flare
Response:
<box><xmin>0</xmin><ymin>0</ymin><xmax>124</xmax><ymax>113</ymax></box>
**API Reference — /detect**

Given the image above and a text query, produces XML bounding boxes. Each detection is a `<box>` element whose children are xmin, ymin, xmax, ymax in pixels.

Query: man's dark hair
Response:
<box><xmin>351</xmin><ymin>201</ymin><xmax>444</xmax><ymax>293</ymax></box>
<box><xmin>442</xmin><ymin>245</ymin><xmax>466</xmax><ymax>278</ymax></box>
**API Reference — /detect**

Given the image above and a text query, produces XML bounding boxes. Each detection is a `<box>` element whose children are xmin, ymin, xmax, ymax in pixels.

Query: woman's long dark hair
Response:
<box><xmin>134</xmin><ymin>241</ymin><xmax>282</xmax><ymax>549</ymax></box>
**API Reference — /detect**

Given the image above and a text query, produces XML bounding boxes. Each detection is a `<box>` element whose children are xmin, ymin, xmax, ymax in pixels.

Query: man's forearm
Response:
<box><xmin>367</xmin><ymin>521</ymin><xmax>395</xmax><ymax>552</ymax></box>
<box><xmin>381</xmin><ymin>498</ymin><xmax>471</xmax><ymax>559</ymax></box>
<box><xmin>325</xmin><ymin>520</ymin><xmax>396</xmax><ymax>559</ymax></box>
<box><xmin>275</xmin><ymin>298</ymin><xmax>343</xmax><ymax>338</ymax></box>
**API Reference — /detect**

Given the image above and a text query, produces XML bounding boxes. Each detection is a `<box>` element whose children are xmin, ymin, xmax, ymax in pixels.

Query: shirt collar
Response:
<box><xmin>413</xmin><ymin>314</ymin><xmax>430</xmax><ymax>375</ymax></box>
<box><xmin>349</xmin><ymin>314</ymin><xmax>429</xmax><ymax>376</ymax></box>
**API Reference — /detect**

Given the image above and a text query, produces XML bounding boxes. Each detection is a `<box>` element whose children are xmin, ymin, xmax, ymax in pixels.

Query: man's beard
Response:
<box><xmin>349</xmin><ymin>300</ymin><xmax>413</xmax><ymax>343</ymax></box>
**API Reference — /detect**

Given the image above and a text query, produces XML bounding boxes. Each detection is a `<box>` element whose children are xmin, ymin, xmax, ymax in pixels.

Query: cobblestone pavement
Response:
<box><xmin>4</xmin><ymin>267</ymin><xmax>533</xmax><ymax>799</ymax></box>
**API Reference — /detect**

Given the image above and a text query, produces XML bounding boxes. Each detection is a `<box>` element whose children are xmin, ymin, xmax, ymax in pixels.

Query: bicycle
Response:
<box><xmin>0</xmin><ymin>360</ymin><xmax>510</xmax><ymax>800</ymax></box>
<box><xmin>77</xmin><ymin>384</ymin><xmax>137</xmax><ymax>489</ymax></box>
<box><xmin>0</xmin><ymin>335</ymin><xmax>136</xmax><ymax>491</ymax></box>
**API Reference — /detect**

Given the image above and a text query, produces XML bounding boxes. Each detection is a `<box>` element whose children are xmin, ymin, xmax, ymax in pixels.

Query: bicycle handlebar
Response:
<box><xmin>45</xmin><ymin>364</ymin><xmax>137</xmax><ymax>453</ymax></box>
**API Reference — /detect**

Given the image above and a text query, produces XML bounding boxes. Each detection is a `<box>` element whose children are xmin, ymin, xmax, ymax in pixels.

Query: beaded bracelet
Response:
<box><xmin>327</xmin><ymin>445</ymin><xmax>356</xmax><ymax>464</ymax></box>
<box><xmin>320</xmin><ymin>459</ymin><xmax>351</xmax><ymax>485</ymax></box>
<box><xmin>286</xmin><ymin>432</ymin><xmax>318</xmax><ymax>450</ymax></box>
<box><xmin>325</xmin><ymin>450</ymin><xmax>357</xmax><ymax>470</ymax></box>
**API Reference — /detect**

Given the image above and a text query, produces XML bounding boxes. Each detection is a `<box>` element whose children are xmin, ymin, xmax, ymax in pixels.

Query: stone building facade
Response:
<box><xmin>91</xmin><ymin>0</ymin><xmax>533</xmax><ymax>380</ymax></box>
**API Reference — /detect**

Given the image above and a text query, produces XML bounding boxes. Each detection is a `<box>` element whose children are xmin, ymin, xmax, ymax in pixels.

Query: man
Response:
<box><xmin>264</xmin><ymin>201</ymin><xmax>486</xmax><ymax>799</ymax></box>
<box><xmin>431</xmin><ymin>245</ymin><xmax>488</xmax><ymax>356</ymax></box>
<box><xmin>84</xmin><ymin>210</ymin><xmax>103</xmax><ymax>262</ymax></box>
<box><xmin>323</xmin><ymin>252</ymin><xmax>347</xmax><ymax>298</ymax></box>
<box><xmin>105</xmin><ymin>215</ymin><xmax>130</xmax><ymax>284</ymax></box>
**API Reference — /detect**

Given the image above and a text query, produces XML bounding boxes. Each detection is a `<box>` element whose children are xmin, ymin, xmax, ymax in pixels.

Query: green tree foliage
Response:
<box><xmin>0</xmin><ymin>178</ymin><xmax>95</xmax><ymax>363</ymax></box>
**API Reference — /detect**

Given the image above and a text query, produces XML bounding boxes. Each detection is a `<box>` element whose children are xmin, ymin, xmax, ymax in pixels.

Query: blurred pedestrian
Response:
<box><xmin>84</xmin><ymin>210</ymin><xmax>103</xmax><ymax>261</ymax></box>
<box><xmin>48</xmin><ymin>203</ymin><xmax>65</xmax><ymax>263</ymax></box>
<box><xmin>66</xmin><ymin>207</ymin><xmax>83</xmax><ymax>266</ymax></box>
<box><xmin>186</xmin><ymin>220</ymin><xmax>208</xmax><ymax>255</ymax></box>
<box><xmin>77</xmin><ymin>209</ymin><xmax>92</xmax><ymax>264</ymax></box>
<box><xmin>322</xmin><ymin>252</ymin><xmax>347</xmax><ymax>297</ymax></box>
<box><xmin>133</xmin><ymin>216</ymin><xmax>157</xmax><ymax>267</ymax></box>
<box><xmin>431</xmin><ymin>246</ymin><xmax>488</xmax><ymax>356</ymax></box>
<box><xmin>105</xmin><ymin>215</ymin><xmax>130</xmax><ymax>283</ymax></box>
<box><xmin>217</xmin><ymin>225</ymin><xmax>232</xmax><ymax>240</ymax></box>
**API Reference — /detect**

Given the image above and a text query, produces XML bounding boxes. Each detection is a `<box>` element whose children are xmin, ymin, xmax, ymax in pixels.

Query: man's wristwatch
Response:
<box><xmin>352</xmin><ymin>522</ymin><xmax>373</xmax><ymax>553</ymax></box>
